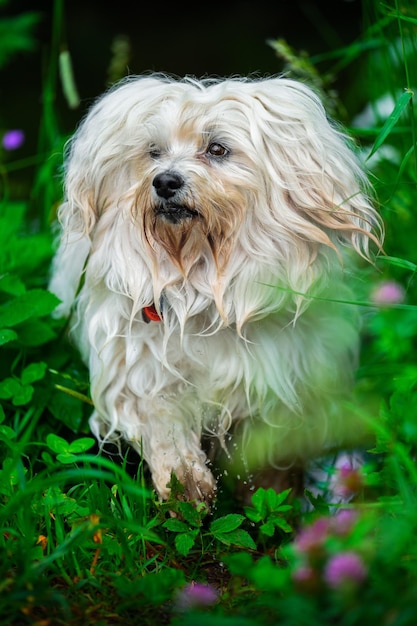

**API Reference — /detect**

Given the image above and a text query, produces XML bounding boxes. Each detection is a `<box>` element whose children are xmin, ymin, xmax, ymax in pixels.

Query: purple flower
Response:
<box><xmin>175</xmin><ymin>582</ymin><xmax>218</xmax><ymax>610</ymax></box>
<box><xmin>324</xmin><ymin>551</ymin><xmax>367</xmax><ymax>589</ymax></box>
<box><xmin>2</xmin><ymin>129</ymin><xmax>25</xmax><ymax>151</ymax></box>
<box><xmin>371</xmin><ymin>281</ymin><xmax>405</xmax><ymax>305</ymax></box>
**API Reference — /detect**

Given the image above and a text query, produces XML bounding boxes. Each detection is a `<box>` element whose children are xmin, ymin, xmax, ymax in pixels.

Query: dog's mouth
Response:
<box><xmin>155</xmin><ymin>203</ymin><xmax>199</xmax><ymax>224</ymax></box>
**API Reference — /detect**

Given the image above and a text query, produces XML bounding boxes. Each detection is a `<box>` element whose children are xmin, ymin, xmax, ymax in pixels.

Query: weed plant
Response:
<box><xmin>1</xmin><ymin>0</ymin><xmax>417</xmax><ymax>624</ymax></box>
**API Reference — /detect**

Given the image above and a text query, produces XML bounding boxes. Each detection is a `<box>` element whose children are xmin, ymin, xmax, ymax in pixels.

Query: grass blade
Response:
<box><xmin>366</xmin><ymin>89</ymin><xmax>413</xmax><ymax>160</ymax></box>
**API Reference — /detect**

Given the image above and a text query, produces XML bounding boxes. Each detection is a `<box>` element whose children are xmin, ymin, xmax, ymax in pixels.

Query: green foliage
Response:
<box><xmin>366</xmin><ymin>88</ymin><xmax>414</xmax><ymax>160</ymax></box>
<box><xmin>1</xmin><ymin>0</ymin><xmax>417</xmax><ymax>624</ymax></box>
<box><xmin>46</xmin><ymin>432</ymin><xmax>96</xmax><ymax>463</ymax></box>
<box><xmin>0</xmin><ymin>361</ymin><xmax>47</xmax><ymax>405</ymax></box>
<box><xmin>0</xmin><ymin>8</ymin><xmax>40</xmax><ymax>69</ymax></box>
<box><xmin>161</xmin><ymin>480</ymin><xmax>258</xmax><ymax>556</ymax></box>
<box><xmin>244</xmin><ymin>487</ymin><xmax>293</xmax><ymax>537</ymax></box>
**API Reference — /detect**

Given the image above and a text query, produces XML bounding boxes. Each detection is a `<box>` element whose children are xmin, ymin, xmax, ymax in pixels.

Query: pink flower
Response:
<box><xmin>175</xmin><ymin>582</ymin><xmax>218</xmax><ymax>610</ymax></box>
<box><xmin>292</xmin><ymin>564</ymin><xmax>320</xmax><ymax>592</ymax></box>
<box><xmin>292</xmin><ymin>565</ymin><xmax>315</xmax><ymax>582</ymax></box>
<box><xmin>330</xmin><ymin>509</ymin><xmax>358</xmax><ymax>535</ymax></box>
<box><xmin>295</xmin><ymin>517</ymin><xmax>329</xmax><ymax>554</ymax></box>
<box><xmin>371</xmin><ymin>281</ymin><xmax>405</xmax><ymax>305</ymax></box>
<box><xmin>2</xmin><ymin>129</ymin><xmax>25</xmax><ymax>151</ymax></box>
<box><xmin>324</xmin><ymin>551</ymin><xmax>367</xmax><ymax>589</ymax></box>
<box><xmin>331</xmin><ymin>456</ymin><xmax>363</xmax><ymax>499</ymax></box>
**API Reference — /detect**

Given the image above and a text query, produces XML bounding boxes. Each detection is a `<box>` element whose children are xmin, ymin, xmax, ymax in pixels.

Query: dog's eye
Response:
<box><xmin>207</xmin><ymin>143</ymin><xmax>229</xmax><ymax>158</ymax></box>
<box><xmin>149</xmin><ymin>146</ymin><xmax>161</xmax><ymax>159</ymax></box>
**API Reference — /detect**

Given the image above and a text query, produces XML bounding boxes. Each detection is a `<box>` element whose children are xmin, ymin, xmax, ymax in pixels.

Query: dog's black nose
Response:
<box><xmin>152</xmin><ymin>171</ymin><xmax>184</xmax><ymax>200</ymax></box>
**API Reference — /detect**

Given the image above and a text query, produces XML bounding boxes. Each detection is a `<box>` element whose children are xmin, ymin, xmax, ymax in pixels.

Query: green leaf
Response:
<box><xmin>304</xmin><ymin>489</ymin><xmax>330</xmax><ymax>515</ymax></box>
<box><xmin>56</xmin><ymin>453</ymin><xmax>79</xmax><ymax>464</ymax></box>
<box><xmin>0</xmin><ymin>377</ymin><xmax>21</xmax><ymax>399</ymax></box>
<box><xmin>215</xmin><ymin>529</ymin><xmax>256</xmax><ymax>550</ymax></box>
<box><xmin>244</xmin><ymin>507</ymin><xmax>262</xmax><ymax>523</ymax></box>
<box><xmin>48</xmin><ymin>390</ymin><xmax>85</xmax><ymax>432</ymax></box>
<box><xmin>0</xmin><ymin>328</ymin><xmax>18</xmax><ymax>345</ymax></box>
<box><xmin>21</xmin><ymin>362</ymin><xmax>47</xmax><ymax>385</ymax></box>
<box><xmin>175</xmin><ymin>530</ymin><xmax>199</xmax><ymax>556</ymax></box>
<box><xmin>12</xmin><ymin>384</ymin><xmax>33</xmax><ymax>406</ymax></box>
<box><xmin>176</xmin><ymin>500</ymin><xmax>204</xmax><ymax>527</ymax></box>
<box><xmin>0</xmin><ymin>290</ymin><xmax>60</xmax><ymax>328</ymax></box>
<box><xmin>366</xmin><ymin>90</ymin><xmax>413</xmax><ymax>160</ymax></box>
<box><xmin>48</xmin><ymin>437</ymin><xmax>95</xmax><ymax>464</ymax></box>
<box><xmin>15</xmin><ymin>319</ymin><xmax>56</xmax><ymax>346</ymax></box>
<box><xmin>46</xmin><ymin>433</ymin><xmax>70</xmax><ymax>454</ymax></box>
<box><xmin>41</xmin><ymin>451</ymin><xmax>54</xmax><ymax>466</ymax></box>
<box><xmin>276</xmin><ymin>504</ymin><xmax>293</xmax><ymax>513</ymax></box>
<box><xmin>0</xmin><ymin>458</ymin><xmax>25</xmax><ymax>489</ymax></box>
<box><xmin>271</xmin><ymin>516</ymin><xmax>293</xmax><ymax>533</ymax></box>
<box><xmin>0</xmin><ymin>365</ymin><xmax>45</xmax><ymax>406</ymax></box>
<box><xmin>163</xmin><ymin>518</ymin><xmax>189</xmax><ymax>533</ymax></box>
<box><xmin>269</xmin><ymin>487</ymin><xmax>292</xmax><ymax>508</ymax></box>
<box><xmin>0</xmin><ymin>275</ymin><xmax>26</xmax><ymax>296</ymax></box>
<box><xmin>0</xmin><ymin>425</ymin><xmax>17</xmax><ymax>441</ymax></box>
<box><xmin>266</xmin><ymin>488</ymin><xmax>278</xmax><ymax>509</ymax></box>
<box><xmin>377</xmin><ymin>255</ymin><xmax>417</xmax><ymax>272</ymax></box>
<box><xmin>210</xmin><ymin>514</ymin><xmax>245</xmax><ymax>535</ymax></box>
<box><xmin>40</xmin><ymin>487</ymin><xmax>82</xmax><ymax>516</ymax></box>
<box><xmin>250</xmin><ymin>488</ymin><xmax>267</xmax><ymax>516</ymax></box>
<box><xmin>68</xmin><ymin>437</ymin><xmax>95</xmax><ymax>453</ymax></box>
<box><xmin>259</xmin><ymin>521</ymin><xmax>275</xmax><ymax>537</ymax></box>
<box><xmin>0</xmin><ymin>13</ymin><xmax>41</xmax><ymax>68</ymax></box>
<box><xmin>0</xmin><ymin>377</ymin><xmax>33</xmax><ymax>405</ymax></box>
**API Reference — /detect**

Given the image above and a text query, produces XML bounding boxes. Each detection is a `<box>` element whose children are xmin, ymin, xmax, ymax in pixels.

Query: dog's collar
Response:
<box><xmin>142</xmin><ymin>303</ymin><xmax>163</xmax><ymax>323</ymax></box>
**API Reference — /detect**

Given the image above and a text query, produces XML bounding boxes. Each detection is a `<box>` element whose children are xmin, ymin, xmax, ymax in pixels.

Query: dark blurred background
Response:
<box><xmin>1</xmin><ymin>0</ymin><xmax>369</xmax><ymax>199</ymax></box>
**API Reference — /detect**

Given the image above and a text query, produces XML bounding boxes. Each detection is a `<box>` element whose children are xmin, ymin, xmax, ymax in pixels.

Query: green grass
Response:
<box><xmin>1</xmin><ymin>0</ymin><xmax>417</xmax><ymax>624</ymax></box>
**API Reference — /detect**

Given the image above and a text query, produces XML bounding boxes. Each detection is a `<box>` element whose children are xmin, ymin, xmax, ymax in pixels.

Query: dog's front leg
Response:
<box><xmin>125</xmin><ymin>405</ymin><xmax>217</xmax><ymax>505</ymax></box>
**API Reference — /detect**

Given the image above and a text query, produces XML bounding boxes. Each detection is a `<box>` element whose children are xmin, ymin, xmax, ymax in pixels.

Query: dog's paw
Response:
<box><xmin>154</xmin><ymin>460</ymin><xmax>216</xmax><ymax>507</ymax></box>
<box><xmin>177</xmin><ymin>462</ymin><xmax>217</xmax><ymax>505</ymax></box>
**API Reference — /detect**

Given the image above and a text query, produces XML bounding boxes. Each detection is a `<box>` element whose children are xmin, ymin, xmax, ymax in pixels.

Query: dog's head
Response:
<box><xmin>60</xmin><ymin>75</ymin><xmax>383</xmax><ymax>321</ymax></box>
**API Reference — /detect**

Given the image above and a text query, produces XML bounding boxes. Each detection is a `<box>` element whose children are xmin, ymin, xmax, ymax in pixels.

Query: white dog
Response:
<box><xmin>49</xmin><ymin>75</ymin><xmax>383</xmax><ymax>505</ymax></box>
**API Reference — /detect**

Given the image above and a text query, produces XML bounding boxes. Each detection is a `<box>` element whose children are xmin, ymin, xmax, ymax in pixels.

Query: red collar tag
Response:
<box><xmin>142</xmin><ymin>304</ymin><xmax>163</xmax><ymax>323</ymax></box>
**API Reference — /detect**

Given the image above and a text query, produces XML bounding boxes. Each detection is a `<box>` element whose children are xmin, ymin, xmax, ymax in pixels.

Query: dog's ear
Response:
<box><xmin>48</xmin><ymin>221</ymin><xmax>91</xmax><ymax>318</ymax></box>
<box><xmin>47</xmin><ymin>133</ymin><xmax>97</xmax><ymax>318</ymax></box>
<box><xmin>249</xmin><ymin>78</ymin><xmax>384</xmax><ymax>260</ymax></box>
<box><xmin>58</xmin><ymin>127</ymin><xmax>103</xmax><ymax>238</ymax></box>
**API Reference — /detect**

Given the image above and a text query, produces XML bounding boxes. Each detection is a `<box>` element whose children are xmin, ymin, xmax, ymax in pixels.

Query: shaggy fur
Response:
<box><xmin>49</xmin><ymin>75</ymin><xmax>383</xmax><ymax>504</ymax></box>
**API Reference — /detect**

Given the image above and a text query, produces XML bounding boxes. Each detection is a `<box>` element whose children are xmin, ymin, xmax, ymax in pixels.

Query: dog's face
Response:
<box><xmin>135</xmin><ymin>87</ymin><xmax>258</xmax><ymax>275</ymax></box>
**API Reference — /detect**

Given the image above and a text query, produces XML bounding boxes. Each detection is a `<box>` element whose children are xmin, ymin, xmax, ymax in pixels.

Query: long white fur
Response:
<box><xmin>49</xmin><ymin>75</ymin><xmax>383</xmax><ymax>502</ymax></box>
